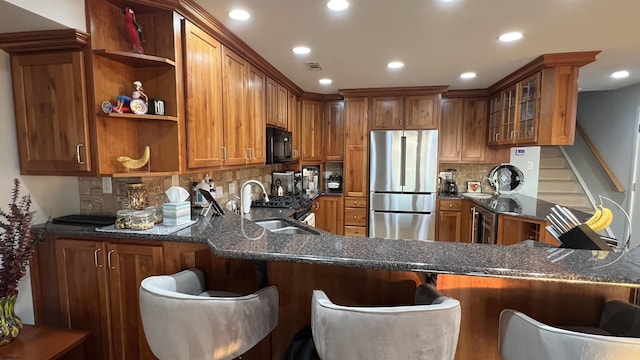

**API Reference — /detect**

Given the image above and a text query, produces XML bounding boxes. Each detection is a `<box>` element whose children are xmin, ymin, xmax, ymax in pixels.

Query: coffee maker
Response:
<box><xmin>302</xmin><ymin>166</ymin><xmax>320</xmax><ymax>194</ymax></box>
<box><xmin>439</xmin><ymin>169</ymin><xmax>458</xmax><ymax>195</ymax></box>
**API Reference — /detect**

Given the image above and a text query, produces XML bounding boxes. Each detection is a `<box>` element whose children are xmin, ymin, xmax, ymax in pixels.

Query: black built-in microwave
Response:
<box><xmin>266</xmin><ymin>126</ymin><xmax>292</xmax><ymax>164</ymax></box>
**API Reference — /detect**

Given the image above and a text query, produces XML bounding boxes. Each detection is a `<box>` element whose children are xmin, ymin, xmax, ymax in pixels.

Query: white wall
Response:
<box><xmin>0</xmin><ymin>0</ymin><xmax>85</xmax><ymax>323</ymax></box>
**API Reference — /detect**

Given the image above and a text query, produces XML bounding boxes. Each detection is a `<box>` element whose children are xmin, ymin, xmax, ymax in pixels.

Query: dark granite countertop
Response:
<box><xmin>37</xmin><ymin>207</ymin><xmax>640</xmax><ymax>287</ymax></box>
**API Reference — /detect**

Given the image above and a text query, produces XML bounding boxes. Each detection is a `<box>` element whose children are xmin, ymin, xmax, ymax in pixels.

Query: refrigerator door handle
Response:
<box><xmin>400</xmin><ymin>135</ymin><xmax>406</xmax><ymax>187</ymax></box>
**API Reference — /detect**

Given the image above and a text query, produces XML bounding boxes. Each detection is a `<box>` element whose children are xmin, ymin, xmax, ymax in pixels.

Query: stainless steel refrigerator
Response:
<box><xmin>369</xmin><ymin>130</ymin><xmax>438</xmax><ymax>240</ymax></box>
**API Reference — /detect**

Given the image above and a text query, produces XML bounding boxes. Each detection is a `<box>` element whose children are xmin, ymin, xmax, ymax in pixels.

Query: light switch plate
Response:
<box><xmin>102</xmin><ymin>177</ymin><xmax>112</xmax><ymax>194</ymax></box>
<box><xmin>229</xmin><ymin>183</ymin><xmax>236</xmax><ymax>195</ymax></box>
<box><xmin>527</xmin><ymin>161</ymin><xmax>534</xmax><ymax>170</ymax></box>
<box><xmin>215</xmin><ymin>186</ymin><xmax>223</xmax><ymax>198</ymax></box>
<box><xmin>171</xmin><ymin>174</ymin><xmax>179</xmax><ymax>186</ymax></box>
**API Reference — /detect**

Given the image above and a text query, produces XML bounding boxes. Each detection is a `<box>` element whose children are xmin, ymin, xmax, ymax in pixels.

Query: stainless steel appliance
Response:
<box><xmin>271</xmin><ymin>171</ymin><xmax>296</xmax><ymax>195</ymax></box>
<box><xmin>302</xmin><ymin>166</ymin><xmax>320</xmax><ymax>194</ymax></box>
<box><xmin>369</xmin><ymin>130</ymin><xmax>438</xmax><ymax>240</ymax></box>
<box><xmin>266</xmin><ymin>126</ymin><xmax>292</xmax><ymax>164</ymax></box>
<box><xmin>251</xmin><ymin>195</ymin><xmax>312</xmax><ymax>220</ymax></box>
<box><xmin>470</xmin><ymin>205</ymin><xmax>497</xmax><ymax>244</ymax></box>
<box><xmin>327</xmin><ymin>175</ymin><xmax>343</xmax><ymax>192</ymax></box>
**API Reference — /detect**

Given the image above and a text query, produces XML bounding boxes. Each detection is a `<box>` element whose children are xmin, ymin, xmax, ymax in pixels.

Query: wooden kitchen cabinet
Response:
<box><xmin>247</xmin><ymin>65</ymin><xmax>267</xmax><ymax>164</ymax></box>
<box><xmin>370</xmin><ymin>93</ymin><xmax>441</xmax><ymax>130</ymax></box>
<box><xmin>436</xmin><ymin>199</ymin><xmax>462</xmax><ymax>242</ymax></box>
<box><xmin>344</xmin><ymin>196</ymin><xmax>367</xmax><ymax>236</ymax></box>
<box><xmin>313</xmin><ymin>196</ymin><xmax>344</xmax><ymax>235</ymax></box>
<box><xmin>55</xmin><ymin>238</ymin><xmax>164</xmax><ymax>359</ymax></box>
<box><xmin>222</xmin><ymin>46</ymin><xmax>250</xmax><ymax>166</ymax></box>
<box><xmin>440</xmin><ymin>94</ymin><xmax>510</xmax><ymax>163</ymax></box>
<box><xmin>342</xmin><ymin>96</ymin><xmax>369</xmax><ymax>198</ymax></box>
<box><xmin>266</xmin><ymin>77</ymin><xmax>288</xmax><ymax>128</ymax></box>
<box><xmin>488</xmin><ymin>52</ymin><xmax>599</xmax><ymax>146</ymax></box>
<box><xmin>183</xmin><ymin>20</ymin><xmax>224</xmax><ymax>169</ymax></box>
<box><xmin>323</xmin><ymin>100</ymin><xmax>345</xmax><ymax>161</ymax></box>
<box><xmin>288</xmin><ymin>91</ymin><xmax>301</xmax><ymax>161</ymax></box>
<box><xmin>301</xmin><ymin>99</ymin><xmax>323</xmax><ymax>161</ymax></box>
<box><xmin>497</xmin><ymin>214</ymin><xmax>559</xmax><ymax>246</ymax></box>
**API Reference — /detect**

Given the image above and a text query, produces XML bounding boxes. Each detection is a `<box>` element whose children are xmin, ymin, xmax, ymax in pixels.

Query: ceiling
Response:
<box><xmin>194</xmin><ymin>0</ymin><xmax>640</xmax><ymax>94</ymax></box>
<box><xmin>0</xmin><ymin>1</ymin><xmax>66</xmax><ymax>33</ymax></box>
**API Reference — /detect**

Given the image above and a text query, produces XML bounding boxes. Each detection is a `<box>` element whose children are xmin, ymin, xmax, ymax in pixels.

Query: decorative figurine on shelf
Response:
<box><xmin>122</xmin><ymin>7</ymin><xmax>144</xmax><ymax>54</ymax></box>
<box><xmin>117</xmin><ymin>145</ymin><xmax>151</xmax><ymax>172</ymax></box>
<box><xmin>102</xmin><ymin>81</ymin><xmax>149</xmax><ymax>115</ymax></box>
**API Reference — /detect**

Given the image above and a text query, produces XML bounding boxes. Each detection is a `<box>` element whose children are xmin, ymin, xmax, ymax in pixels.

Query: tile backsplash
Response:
<box><xmin>439</xmin><ymin>163</ymin><xmax>500</xmax><ymax>193</ymax></box>
<box><xmin>79</xmin><ymin>164</ymin><xmax>285</xmax><ymax>216</ymax></box>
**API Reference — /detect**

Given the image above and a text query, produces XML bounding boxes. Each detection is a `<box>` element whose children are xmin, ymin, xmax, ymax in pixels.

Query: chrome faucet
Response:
<box><xmin>240</xmin><ymin>180</ymin><xmax>270</xmax><ymax>216</ymax></box>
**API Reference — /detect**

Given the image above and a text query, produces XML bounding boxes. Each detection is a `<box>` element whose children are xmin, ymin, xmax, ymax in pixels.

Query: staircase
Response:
<box><xmin>538</xmin><ymin>147</ymin><xmax>594</xmax><ymax>213</ymax></box>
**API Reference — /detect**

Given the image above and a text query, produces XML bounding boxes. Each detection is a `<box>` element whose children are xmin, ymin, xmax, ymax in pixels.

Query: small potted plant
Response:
<box><xmin>0</xmin><ymin>179</ymin><xmax>39</xmax><ymax>345</ymax></box>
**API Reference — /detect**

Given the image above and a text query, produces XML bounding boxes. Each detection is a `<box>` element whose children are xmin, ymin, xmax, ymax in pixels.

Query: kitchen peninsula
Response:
<box><xmin>34</xmin><ymin>203</ymin><xmax>638</xmax><ymax>360</ymax></box>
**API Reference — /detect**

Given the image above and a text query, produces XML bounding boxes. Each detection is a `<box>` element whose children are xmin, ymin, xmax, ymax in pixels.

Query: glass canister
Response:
<box><xmin>130</xmin><ymin>210</ymin><xmax>155</xmax><ymax>230</ymax></box>
<box><xmin>126</xmin><ymin>183</ymin><xmax>149</xmax><ymax>210</ymax></box>
<box><xmin>146</xmin><ymin>205</ymin><xmax>163</xmax><ymax>224</ymax></box>
<box><xmin>115</xmin><ymin>209</ymin><xmax>134</xmax><ymax>229</ymax></box>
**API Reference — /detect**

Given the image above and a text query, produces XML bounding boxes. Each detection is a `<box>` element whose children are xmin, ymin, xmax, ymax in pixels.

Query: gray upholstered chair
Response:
<box><xmin>499</xmin><ymin>300</ymin><xmax>640</xmax><ymax>360</ymax></box>
<box><xmin>311</xmin><ymin>284</ymin><xmax>461</xmax><ymax>360</ymax></box>
<box><xmin>139</xmin><ymin>268</ymin><xmax>278</xmax><ymax>360</ymax></box>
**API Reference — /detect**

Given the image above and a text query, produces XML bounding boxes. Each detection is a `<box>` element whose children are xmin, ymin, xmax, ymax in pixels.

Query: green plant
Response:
<box><xmin>0</xmin><ymin>179</ymin><xmax>39</xmax><ymax>298</ymax></box>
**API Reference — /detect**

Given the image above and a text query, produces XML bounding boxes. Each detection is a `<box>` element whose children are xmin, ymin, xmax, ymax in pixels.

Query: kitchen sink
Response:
<box><xmin>461</xmin><ymin>192</ymin><xmax>493</xmax><ymax>199</ymax></box>
<box><xmin>253</xmin><ymin>218</ymin><xmax>320</xmax><ymax>235</ymax></box>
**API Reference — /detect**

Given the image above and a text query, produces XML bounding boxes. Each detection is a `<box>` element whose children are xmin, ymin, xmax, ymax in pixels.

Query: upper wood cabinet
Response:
<box><xmin>301</xmin><ymin>99</ymin><xmax>323</xmax><ymax>161</ymax></box>
<box><xmin>183</xmin><ymin>20</ymin><xmax>224</xmax><ymax>169</ymax></box>
<box><xmin>487</xmin><ymin>52</ymin><xmax>600</xmax><ymax>146</ymax></box>
<box><xmin>221</xmin><ymin>46</ymin><xmax>249</xmax><ymax>166</ymax></box>
<box><xmin>3</xmin><ymin>39</ymin><xmax>93</xmax><ymax>175</ymax></box>
<box><xmin>439</xmin><ymin>94</ymin><xmax>509</xmax><ymax>163</ymax></box>
<box><xmin>247</xmin><ymin>65</ymin><xmax>267</xmax><ymax>164</ymax></box>
<box><xmin>323</xmin><ymin>100</ymin><xmax>345</xmax><ymax>161</ymax></box>
<box><xmin>369</xmin><ymin>89</ymin><xmax>444</xmax><ymax>130</ymax></box>
<box><xmin>267</xmin><ymin>77</ymin><xmax>288</xmax><ymax>128</ymax></box>
<box><xmin>287</xmin><ymin>91</ymin><xmax>301</xmax><ymax>161</ymax></box>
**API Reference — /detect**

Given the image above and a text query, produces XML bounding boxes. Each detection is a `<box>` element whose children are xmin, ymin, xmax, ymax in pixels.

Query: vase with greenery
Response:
<box><xmin>0</xmin><ymin>179</ymin><xmax>38</xmax><ymax>345</ymax></box>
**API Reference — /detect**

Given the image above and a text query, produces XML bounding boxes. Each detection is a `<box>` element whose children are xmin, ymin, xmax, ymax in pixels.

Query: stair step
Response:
<box><xmin>539</xmin><ymin>168</ymin><xmax>574</xmax><ymax>180</ymax></box>
<box><xmin>538</xmin><ymin>193</ymin><xmax>590</xmax><ymax>208</ymax></box>
<box><xmin>538</xmin><ymin>180</ymin><xmax>582</xmax><ymax>193</ymax></box>
<box><xmin>539</xmin><ymin>157</ymin><xmax>568</xmax><ymax>169</ymax></box>
<box><xmin>540</xmin><ymin>146</ymin><xmax>562</xmax><ymax>157</ymax></box>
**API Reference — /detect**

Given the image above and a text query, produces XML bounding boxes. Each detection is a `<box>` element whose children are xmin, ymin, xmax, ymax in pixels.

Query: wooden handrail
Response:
<box><xmin>576</xmin><ymin>124</ymin><xmax>625</xmax><ymax>192</ymax></box>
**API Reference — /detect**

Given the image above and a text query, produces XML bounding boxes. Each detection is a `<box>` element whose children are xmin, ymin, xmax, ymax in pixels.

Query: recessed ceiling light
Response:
<box><xmin>327</xmin><ymin>0</ymin><xmax>349</xmax><ymax>11</ymax></box>
<box><xmin>292</xmin><ymin>46</ymin><xmax>311</xmax><ymax>55</ymax></box>
<box><xmin>229</xmin><ymin>9</ymin><xmax>250</xmax><ymax>20</ymax></box>
<box><xmin>387</xmin><ymin>61</ymin><xmax>404</xmax><ymax>69</ymax></box>
<box><xmin>611</xmin><ymin>70</ymin><xmax>629</xmax><ymax>79</ymax></box>
<box><xmin>319</xmin><ymin>78</ymin><xmax>333</xmax><ymax>85</ymax></box>
<box><xmin>498</xmin><ymin>32</ymin><xmax>524</xmax><ymax>42</ymax></box>
<box><xmin>460</xmin><ymin>72</ymin><xmax>477</xmax><ymax>79</ymax></box>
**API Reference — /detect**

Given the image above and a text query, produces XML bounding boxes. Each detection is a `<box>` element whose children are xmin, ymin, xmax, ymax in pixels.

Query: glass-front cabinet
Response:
<box><xmin>517</xmin><ymin>73</ymin><xmax>541</xmax><ymax>143</ymax></box>
<box><xmin>488</xmin><ymin>74</ymin><xmax>540</xmax><ymax>146</ymax></box>
<box><xmin>488</xmin><ymin>94</ymin><xmax>501</xmax><ymax>145</ymax></box>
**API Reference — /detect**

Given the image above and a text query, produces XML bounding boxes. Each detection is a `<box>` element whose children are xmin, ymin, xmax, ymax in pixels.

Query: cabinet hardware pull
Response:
<box><xmin>94</xmin><ymin>248</ymin><xmax>102</xmax><ymax>268</ymax></box>
<box><xmin>107</xmin><ymin>250</ymin><xmax>115</xmax><ymax>270</ymax></box>
<box><xmin>251</xmin><ymin>148</ymin><xmax>255</xmax><ymax>160</ymax></box>
<box><xmin>222</xmin><ymin>147</ymin><xmax>227</xmax><ymax>161</ymax></box>
<box><xmin>471</xmin><ymin>207</ymin><xmax>477</xmax><ymax>243</ymax></box>
<box><xmin>246</xmin><ymin>148</ymin><xmax>251</xmax><ymax>161</ymax></box>
<box><xmin>76</xmin><ymin>144</ymin><xmax>85</xmax><ymax>165</ymax></box>
<box><xmin>353</xmin><ymin>215</ymin><xmax>357</xmax><ymax>219</ymax></box>
<box><xmin>449</xmin><ymin>203</ymin><xmax>453</xmax><ymax>208</ymax></box>
<box><xmin>495</xmin><ymin>133</ymin><xmax>499</xmax><ymax>142</ymax></box>
<box><xmin>510</xmin><ymin>130</ymin><xmax>516</xmax><ymax>140</ymax></box>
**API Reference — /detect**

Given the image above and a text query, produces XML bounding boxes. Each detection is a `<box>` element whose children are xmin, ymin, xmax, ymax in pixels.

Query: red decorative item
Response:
<box><xmin>122</xmin><ymin>7</ymin><xmax>144</xmax><ymax>54</ymax></box>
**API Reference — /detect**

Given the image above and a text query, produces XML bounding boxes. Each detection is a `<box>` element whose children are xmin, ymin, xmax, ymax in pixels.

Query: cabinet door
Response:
<box><xmin>247</xmin><ymin>65</ymin><xmax>266</xmax><ymax>164</ymax></box>
<box><xmin>501</xmin><ymin>86</ymin><xmax>518</xmax><ymax>144</ymax></box>
<box><xmin>184</xmin><ymin>21</ymin><xmax>224</xmax><ymax>169</ymax></box>
<box><xmin>277</xmin><ymin>85</ymin><xmax>288</xmax><ymax>128</ymax></box>
<box><xmin>460</xmin><ymin>200</ymin><xmax>474</xmax><ymax>243</ymax></box>
<box><xmin>301</xmin><ymin>99</ymin><xmax>323</xmax><ymax>161</ymax></box>
<box><xmin>487</xmin><ymin>94</ymin><xmax>502</xmax><ymax>145</ymax></box>
<box><xmin>108</xmin><ymin>243</ymin><xmax>164</xmax><ymax>359</ymax></box>
<box><xmin>370</xmin><ymin>96</ymin><xmax>403</xmax><ymax>129</ymax></box>
<box><xmin>323</xmin><ymin>100</ymin><xmax>344</xmax><ymax>161</ymax></box>
<box><xmin>56</xmin><ymin>239</ymin><xmax>111</xmax><ymax>360</ymax></box>
<box><xmin>515</xmin><ymin>73</ymin><xmax>541</xmax><ymax>144</ymax></box>
<box><xmin>222</xmin><ymin>46</ymin><xmax>248</xmax><ymax>166</ymax></box>
<box><xmin>438</xmin><ymin>99</ymin><xmax>463</xmax><ymax>162</ymax></box>
<box><xmin>405</xmin><ymin>95</ymin><xmax>438</xmax><ymax>129</ymax></box>
<box><xmin>287</xmin><ymin>91</ymin><xmax>301</xmax><ymax>161</ymax></box>
<box><xmin>315</xmin><ymin>196</ymin><xmax>344</xmax><ymax>234</ymax></box>
<box><xmin>460</xmin><ymin>98</ymin><xmax>487</xmax><ymax>162</ymax></box>
<box><xmin>266</xmin><ymin>77</ymin><xmax>287</xmax><ymax>128</ymax></box>
<box><xmin>344</xmin><ymin>97</ymin><xmax>369</xmax><ymax>197</ymax></box>
<box><xmin>11</xmin><ymin>50</ymin><xmax>92</xmax><ymax>175</ymax></box>
<box><xmin>437</xmin><ymin>211</ymin><xmax>462</xmax><ymax>242</ymax></box>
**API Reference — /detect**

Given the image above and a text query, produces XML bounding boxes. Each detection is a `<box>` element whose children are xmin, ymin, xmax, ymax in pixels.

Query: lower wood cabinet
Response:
<box><xmin>55</xmin><ymin>238</ymin><xmax>164</xmax><ymax>360</ymax></box>
<box><xmin>344</xmin><ymin>196</ymin><xmax>367</xmax><ymax>236</ymax></box>
<box><xmin>313</xmin><ymin>195</ymin><xmax>344</xmax><ymax>235</ymax></box>
<box><xmin>497</xmin><ymin>214</ymin><xmax>559</xmax><ymax>246</ymax></box>
<box><xmin>436</xmin><ymin>199</ymin><xmax>462</xmax><ymax>242</ymax></box>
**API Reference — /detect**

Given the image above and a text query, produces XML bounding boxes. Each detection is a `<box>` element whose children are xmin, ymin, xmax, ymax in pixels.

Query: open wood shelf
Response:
<box><xmin>93</xmin><ymin>49</ymin><xmax>176</xmax><ymax>67</ymax></box>
<box><xmin>98</xmin><ymin>112</ymin><xmax>178</xmax><ymax>122</ymax></box>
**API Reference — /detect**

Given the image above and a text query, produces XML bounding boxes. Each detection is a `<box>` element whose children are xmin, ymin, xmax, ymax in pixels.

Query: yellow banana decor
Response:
<box><xmin>584</xmin><ymin>206</ymin><xmax>613</xmax><ymax>233</ymax></box>
<box><xmin>117</xmin><ymin>146</ymin><xmax>150</xmax><ymax>171</ymax></box>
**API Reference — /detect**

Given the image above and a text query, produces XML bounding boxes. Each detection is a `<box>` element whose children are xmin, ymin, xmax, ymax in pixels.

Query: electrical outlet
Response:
<box><xmin>229</xmin><ymin>183</ymin><xmax>236</xmax><ymax>195</ymax></box>
<box><xmin>102</xmin><ymin>177</ymin><xmax>112</xmax><ymax>194</ymax></box>
<box><xmin>215</xmin><ymin>186</ymin><xmax>223</xmax><ymax>198</ymax></box>
<box><xmin>527</xmin><ymin>161</ymin><xmax>534</xmax><ymax>170</ymax></box>
<box><xmin>171</xmin><ymin>174</ymin><xmax>179</xmax><ymax>186</ymax></box>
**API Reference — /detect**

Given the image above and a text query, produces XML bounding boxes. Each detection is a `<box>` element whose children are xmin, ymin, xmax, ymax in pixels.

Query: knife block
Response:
<box><xmin>558</xmin><ymin>224</ymin><xmax>611</xmax><ymax>251</ymax></box>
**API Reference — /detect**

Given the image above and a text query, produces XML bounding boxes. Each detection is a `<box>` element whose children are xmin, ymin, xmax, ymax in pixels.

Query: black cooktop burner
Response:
<box><xmin>252</xmin><ymin>195</ymin><xmax>312</xmax><ymax>219</ymax></box>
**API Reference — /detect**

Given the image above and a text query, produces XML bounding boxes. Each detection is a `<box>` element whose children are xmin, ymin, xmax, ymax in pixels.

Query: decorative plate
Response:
<box><xmin>130</xmin><ymin>99</ymin><xmax>148</xmax><ymax>115</ymax></box>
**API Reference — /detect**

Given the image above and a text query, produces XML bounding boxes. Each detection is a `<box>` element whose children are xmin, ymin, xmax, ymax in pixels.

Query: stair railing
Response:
<box><xmin>576</xmin><ymin>124</ymin><xmax>625</xmax><ymax>192</ymax></box>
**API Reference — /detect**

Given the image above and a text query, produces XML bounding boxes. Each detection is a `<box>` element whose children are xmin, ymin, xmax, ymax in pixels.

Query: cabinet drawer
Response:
<box><xmin>344</xmin><ymin>208</ymin><xmax>367</xmax><ymax>226</ymax></box>
<box><xmin>345</xmin><ymin>196</ymin><xmax>367</xmax><ymax>208</ymax></box>
<box><xmin>439</xmin><ymin>199</ymin><xmax>461</xmax><ymax>211</ymax></box>
<box><xmin>344</xmin><ymin>226</ymin><xmax>367</xmax><ymax>237</ymax></box>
